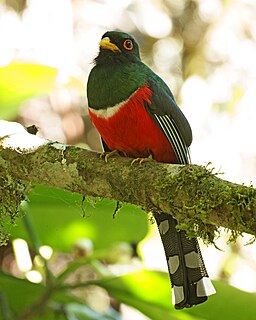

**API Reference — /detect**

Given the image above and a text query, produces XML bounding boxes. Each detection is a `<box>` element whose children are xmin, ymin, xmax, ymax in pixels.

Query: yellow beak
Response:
<box><xmin>99</xmin><ymin>37</ymin><xmax>121</xmax><ymax>53</ymax></box>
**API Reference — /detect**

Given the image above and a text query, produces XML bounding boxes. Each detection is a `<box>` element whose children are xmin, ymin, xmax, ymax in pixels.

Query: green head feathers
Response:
<box><xmin>87</xmin><ymin>31</ymin><xmax>170</xmax><ymax>109</ymax></box>
<box><xmin>88</xmin><ymin>31</ymin><xmax>150</xmax><ymax>108</ymax></box>
<box><xmin>94</xmin><ymin>31</ymin><xmax>141</xmax><ymax>65</ymax></box>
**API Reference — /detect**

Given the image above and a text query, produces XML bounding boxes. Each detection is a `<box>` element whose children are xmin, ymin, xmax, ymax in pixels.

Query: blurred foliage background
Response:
<box><xmin>1</xmin><ymin>0</ymin><xmax>256</xmax><ymax>319</ymax></box>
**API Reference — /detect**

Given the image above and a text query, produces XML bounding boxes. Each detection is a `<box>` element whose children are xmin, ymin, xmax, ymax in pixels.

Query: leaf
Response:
<box><xmin>186</xmin><ymin>281</ymin><xmax>256</xmax><ymax>320</ymax></box>
<box><xmin>0</xmin><ymin>62</ymin><xmax>84</xmax><ymax>120</ymax></box>
<box><xmin>0</xmin><ymin>272</ymin><xmax>44</xmax><ymax>315</ymax></box>
<box><xmin>93</xmin><ymin>270</ymin><xmax>256</xmax><ymax>320</ymax></box>
<box><xmin>94</xmin><ymin>270</ymin><xmax>194</xmax><ymax>320</ymax></box>
<box><xmin>0</xmin><ymin>272</ymin><xmax>103</xmax><ymax>320</ymax></box>
<box><xmin>0</xmin><ymin>63</ymin><xmax>57</xmax><ymax>119</ymax></box>
<box><xmin>10</xmin><ymin>185</ymin><xmax>149</xmax><ymax>251</ymax></box>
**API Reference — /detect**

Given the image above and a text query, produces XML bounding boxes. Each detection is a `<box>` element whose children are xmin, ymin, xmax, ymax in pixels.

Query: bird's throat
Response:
<box><xmin>88</xmin><ymin>90</ymin><xmax>136</xmax><ymax>119</ymax></box>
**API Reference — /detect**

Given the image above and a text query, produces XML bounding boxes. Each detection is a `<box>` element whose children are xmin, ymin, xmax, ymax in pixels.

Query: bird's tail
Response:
<box><xmin>154</xmin><ymin>212</ymin><xmax>216</xmax><ymax>309</ymax></box>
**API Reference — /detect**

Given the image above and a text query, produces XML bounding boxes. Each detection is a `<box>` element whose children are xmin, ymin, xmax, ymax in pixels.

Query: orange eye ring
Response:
<box><xmin>123</xmin><ymin>39</ymin><xmax>134</xmax><ymax>51</ymax></box>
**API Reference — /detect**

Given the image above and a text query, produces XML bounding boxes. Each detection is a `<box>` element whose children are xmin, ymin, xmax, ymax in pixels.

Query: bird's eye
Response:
<box><xmin>123</xmin><ymin>39</ymin><xmax>134</xmax><ymax>51</ymax></box>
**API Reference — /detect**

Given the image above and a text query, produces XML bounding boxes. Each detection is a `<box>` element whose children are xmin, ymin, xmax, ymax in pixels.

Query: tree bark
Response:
<box><xmin>1</xmin><ymin>121</ymin><xmax>256</xmax><ymax>243</ymax></box>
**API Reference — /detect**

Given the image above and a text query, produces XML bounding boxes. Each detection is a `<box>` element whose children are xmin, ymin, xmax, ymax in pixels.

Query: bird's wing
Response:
<box><xmin>144</xmin><ymin>81</ymin><xmax>192</xmax><ymax>164</ymax></box>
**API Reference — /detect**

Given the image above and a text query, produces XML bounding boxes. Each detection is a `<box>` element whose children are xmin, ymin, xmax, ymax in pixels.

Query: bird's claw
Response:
<box><xmin>131</xmin><ymin>154</ymin><xmax>153</xmax><ymax>165</ymax></box>
<box><xmin>99</xmin><ymin>150</ymin><xmax>119</xmax><ymax>163</ymax></box>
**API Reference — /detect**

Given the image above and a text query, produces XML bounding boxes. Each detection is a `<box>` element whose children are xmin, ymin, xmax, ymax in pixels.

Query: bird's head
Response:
<box><xmin>94</xmin><ymin>31</ymin><xmax>141</xmax><ymax>65</ymax></box>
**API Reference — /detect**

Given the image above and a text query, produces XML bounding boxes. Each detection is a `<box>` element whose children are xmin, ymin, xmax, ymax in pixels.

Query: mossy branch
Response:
<box><xmin>1</xmin><ymin>121</ymin><xmax>256</xmax><ymax>244</ymax></box>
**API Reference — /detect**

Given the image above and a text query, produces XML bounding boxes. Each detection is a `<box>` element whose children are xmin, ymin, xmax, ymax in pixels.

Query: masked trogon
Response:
<box><xmin>87</xmin><ymin>31</ymin><xmax>216</xmax><ymax>309</ymax></box>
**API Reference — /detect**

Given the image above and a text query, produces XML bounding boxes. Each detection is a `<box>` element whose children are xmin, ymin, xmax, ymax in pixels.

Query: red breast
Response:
<box><xmin>88</xmin><ymin>85</ymin><xmax>177</xmax><ymax>163</ymax></box>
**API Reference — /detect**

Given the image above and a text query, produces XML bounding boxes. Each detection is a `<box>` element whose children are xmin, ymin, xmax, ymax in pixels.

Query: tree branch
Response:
<box><xmin>1</xmin><ymin>121</ymin><xmax>256</xmax><ymax>242</ymax></box>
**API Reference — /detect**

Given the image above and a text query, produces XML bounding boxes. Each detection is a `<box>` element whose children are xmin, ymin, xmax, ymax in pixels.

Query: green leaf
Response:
<box><xmin>0</xmin><ymin>272</ymin><xmax>44</xmax><ymax>316</ymax></box>
<box><xmin>0</xmin><ymin>63</ymin><xmax>57</xmax><ymax>119</ymax></box>
<box><xmin>186</xmin><ymin>281</ymin><xmax>256</xmax><ymax>320</ymax></box>
<box><xmin>0</xmin><ymin>272</ymin><xmax>95</xmax><ymax>320</ymax></box>
<box><xmin>10</xmin><ymin>185</ymin><xmax>148</xmax><ymax>251</ymax></box>
<box><xmin>94</xmin><ymin>270</ymin><xmax>193</xmax><ymax>320</ymax></box>
<box><xmin>93</xmin><ymin>270</ymin><xmax>256</xmax><ymax>320</ymax></box>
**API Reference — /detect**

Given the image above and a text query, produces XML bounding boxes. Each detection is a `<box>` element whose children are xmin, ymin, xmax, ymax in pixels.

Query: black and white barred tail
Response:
<box><xmin>154</xmin><ymin>213</ymin><xmax>216</xmax><ymax>309</ymax></box>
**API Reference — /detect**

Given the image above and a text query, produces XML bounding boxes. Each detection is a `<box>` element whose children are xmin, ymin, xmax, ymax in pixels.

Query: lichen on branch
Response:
<box><xmin>1</xmin><ymin>121</ymin><xmax>256</xmax><ymax>245</ymax></box>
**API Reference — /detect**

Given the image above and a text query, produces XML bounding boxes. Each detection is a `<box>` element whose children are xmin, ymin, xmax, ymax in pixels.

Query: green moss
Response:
<box><xmin>171</xmin><ymin>164</ymin><xmax>220</xmax><ymax>244</ymax></box>
<box><xmin>0</xmin><ymin>171</ymin><xmax>31</xmax><ymax>245</ymax></box>
<box><xmin>159</xmin><ymin>164</ymin><xmax>256</xmax><ymax>244</ymax></box>
<box><xmin>226</xmin><ymin>183</ymin><xmax>256</xmax><ymax>242</ymax></box>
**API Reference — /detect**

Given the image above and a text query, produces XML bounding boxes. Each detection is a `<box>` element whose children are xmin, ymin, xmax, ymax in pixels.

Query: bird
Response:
<box><xmin>87</xmin><ymin>30</ymin><xmax>216</xmax><ymax>309</ymax></box>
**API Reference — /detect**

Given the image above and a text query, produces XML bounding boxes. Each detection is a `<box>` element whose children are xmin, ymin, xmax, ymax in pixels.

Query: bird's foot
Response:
<box><xmin>99</xmin><ymin>150</ymin><xmax>119</xmax><ymax>163</ymax></box>
<box><xmin>131</xmin><ymin>154</ymin><xmax>153</xmax><ymax>165</ymax></box>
